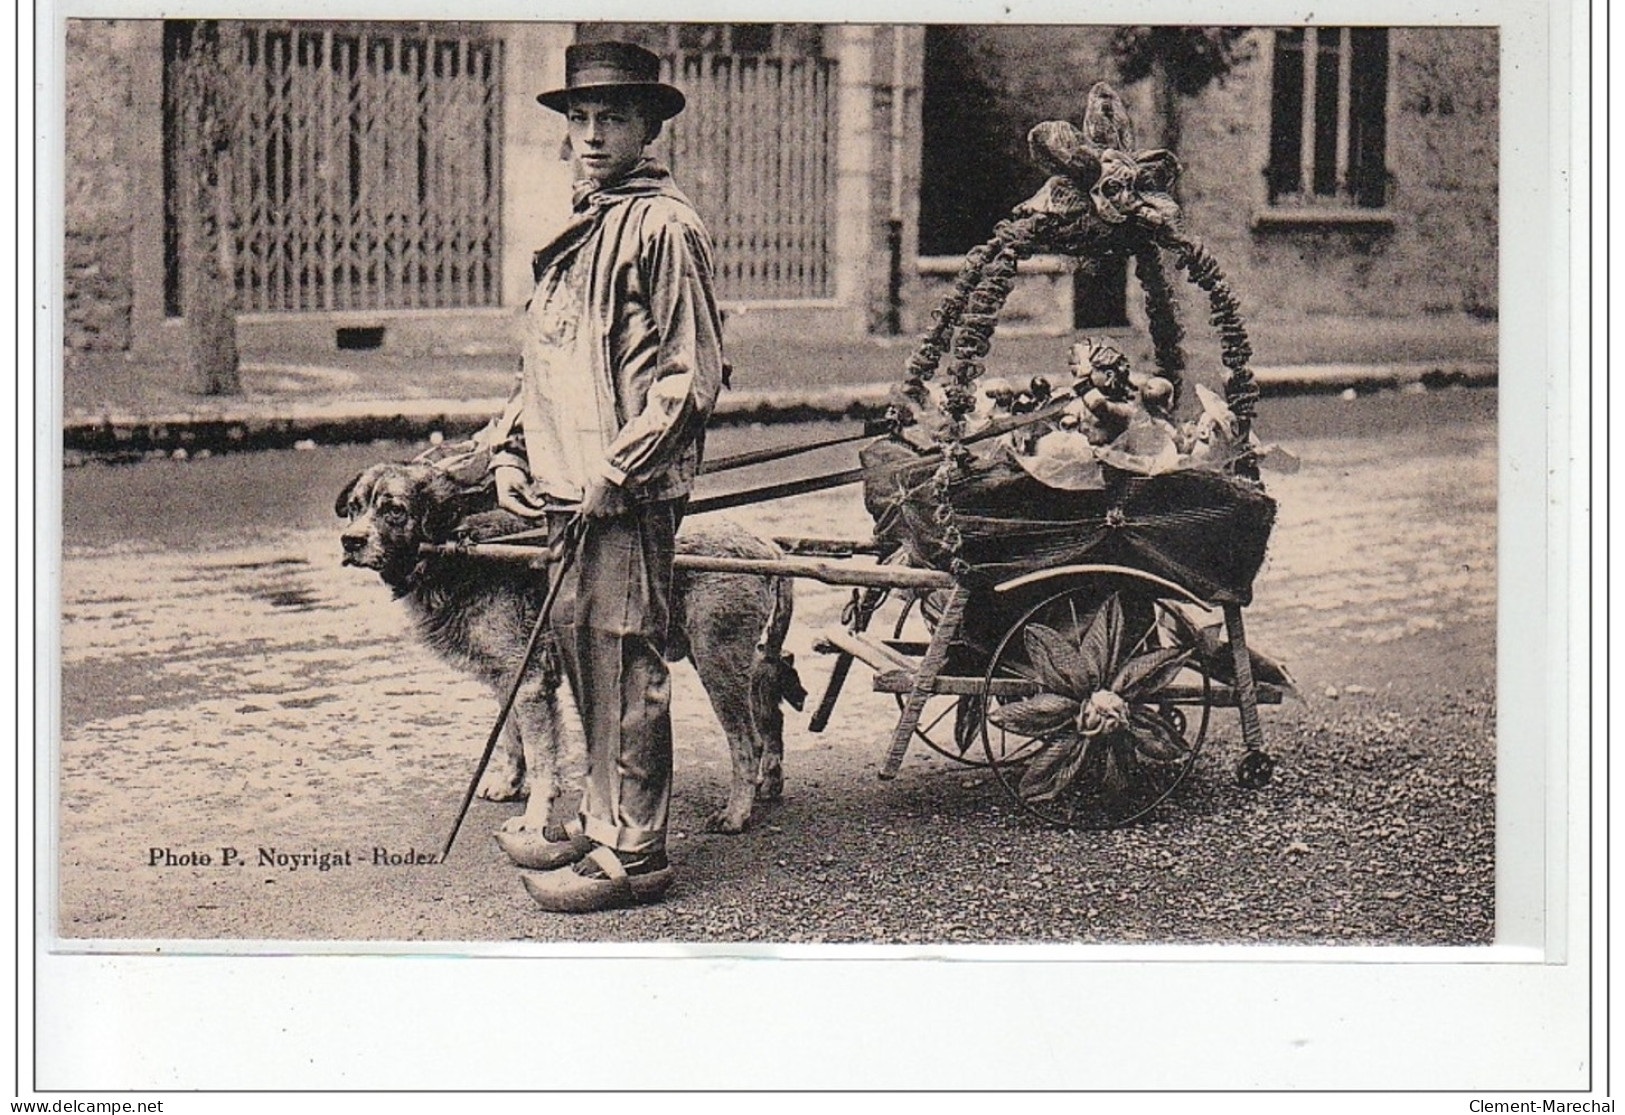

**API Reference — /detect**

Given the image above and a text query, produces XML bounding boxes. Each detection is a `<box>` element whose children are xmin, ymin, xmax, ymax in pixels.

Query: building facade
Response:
<box><xmin>62</xmin><ymin>21</ymin><xmax>1496</xmax><ymax>379</ymax></box>
<box><xmin>912</xmin><ymin>25</ymin><xmax>1498</xmax><ymax>337</ymax></box>
<box><xmin>64</xmin><ymin>19</ymin><xmax>922</xmax><ymax>367</ymax></box>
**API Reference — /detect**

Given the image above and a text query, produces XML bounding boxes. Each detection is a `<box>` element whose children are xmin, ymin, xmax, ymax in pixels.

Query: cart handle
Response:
<box><xmin>993</xmin><ymin>563</ymin><xmax>1211</xmax><ymax>608</ymax></box>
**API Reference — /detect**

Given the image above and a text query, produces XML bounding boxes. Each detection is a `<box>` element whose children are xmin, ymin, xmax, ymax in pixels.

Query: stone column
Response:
<box><xmin>497</xmin><ymin>22</ymin><xmax>577</xmax><ymax>315</ymax></box>
<box><xmin>831</xmin><ymin>24</ymin><xmax>924</xmax><ymax>337</ymax></box>
<box><xmin>888</xmin><ymin>26</ymin><xmax>925</xmax><ymax>336</ymax></box>
<box><xmin>175</xmin><ymin>20</ymin><xmax>241</xmax><ymax>395</ymax></box>
<box><xmin>830</xmin><ymin>25</ymin><xmax>875</xmax><ymax>333</ymax></box>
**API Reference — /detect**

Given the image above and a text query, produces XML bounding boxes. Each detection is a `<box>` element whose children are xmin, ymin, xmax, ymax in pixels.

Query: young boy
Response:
<box><xmin>487</xmin><ymin>41</ymin><xmax>725</xmax><ymax>912</ymax></box>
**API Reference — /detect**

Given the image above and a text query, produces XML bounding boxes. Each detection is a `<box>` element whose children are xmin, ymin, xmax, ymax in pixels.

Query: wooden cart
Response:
<box><xmin>458</xmin><ymin>525</ymin><xmax>1282</xmax><ymax>832</ymax></box>
<box><xmin>677</xmin><ymin>528</ymin><xmax>1281</xmax><ymax>831</ymax></box>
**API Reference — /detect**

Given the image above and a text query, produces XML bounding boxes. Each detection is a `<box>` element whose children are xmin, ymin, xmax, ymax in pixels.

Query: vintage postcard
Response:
<box><xmin>31</xmin><ymin>0</ymin><xmax>1592</xmax><ymax>1095</ymax></box>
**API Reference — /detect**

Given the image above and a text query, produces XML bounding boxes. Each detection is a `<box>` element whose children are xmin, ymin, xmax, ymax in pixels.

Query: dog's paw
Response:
<box><xmin>704</xmin><ymin>794</ymin><xmax>753</xmax><ymax>835</ymax></box>
<box><xmin>476</xmin><ymin>760</ymin><xmax>527</xmax><ymax>803</ymax></box>
<box><xmin>703</xmin><ymin>809</ymin><xmax>749</xmax><ymax>835</ymax></box>
<box><xmin>758</xmin><ymin>765</ymin><xmax>784</xmax><ymax>803</ymax></box>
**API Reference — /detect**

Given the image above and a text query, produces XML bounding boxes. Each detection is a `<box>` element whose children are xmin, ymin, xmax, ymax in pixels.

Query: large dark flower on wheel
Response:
<box><xmin>987</xmin><ymin>593</ymin><xmax>1193</xmax><ymax>803</ymax></box>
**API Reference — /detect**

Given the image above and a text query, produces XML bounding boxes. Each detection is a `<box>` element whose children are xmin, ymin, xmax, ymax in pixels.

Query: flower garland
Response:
<box><xmin>943</xmin><ymin>213</ymin><xmax>1052</xmax><ymax>427</ymax></box>
<box><xmin>1133</xmin><ymin>245</ymin><xmax>1187</xmax><ymax>408</ymax></box>
<box><xmin>898</xmin><ymin>211</ymin><xmax>1057</xmax><ymax>428</ymax></box>
<box><xmin>1154</xmin><ymin>228</ymin><xmax>1259</xmax><ymax>473</ymax></box>
<box><xmin>896</xmin><ymin>212</ymin><xmax>1056</xmax><ymax>577</ymax></box>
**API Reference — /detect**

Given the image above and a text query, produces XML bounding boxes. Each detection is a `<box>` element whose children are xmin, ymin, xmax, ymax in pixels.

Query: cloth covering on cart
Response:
<box><xmin>861</xmin><ymin>437</ymin><xmax>1276</xmax><ymax>608</ymax></box>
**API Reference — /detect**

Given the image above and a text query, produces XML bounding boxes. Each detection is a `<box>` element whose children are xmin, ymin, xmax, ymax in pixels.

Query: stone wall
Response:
<box><xmin>1387</xmin><ymin>27</ymin><xmax>1499</xmax><ymax>316</ymax></box>
<box><xmin>63</xmin><ymin>21</ymin><xmax>1500</xmax><ymax>368</ymax></box>
<box><xmin>1176</xmin><ymin>27</ymin><xmax>1499</xmax><ymax>324</ymax></box>
<box><xmin>64</xmin><ymin>20</ymin><xmax>139</xmax><ymax>354</ymax></box>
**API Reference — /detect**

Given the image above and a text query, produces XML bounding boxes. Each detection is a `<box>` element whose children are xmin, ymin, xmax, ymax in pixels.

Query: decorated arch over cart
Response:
<box><xmin>841</xmin><ymin>82</ymin><xmax>1286</xmax><ymax>827</ymax></box>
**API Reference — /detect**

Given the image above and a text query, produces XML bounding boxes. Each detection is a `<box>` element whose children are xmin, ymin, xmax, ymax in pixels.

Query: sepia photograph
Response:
<box><xmin>28</xmin><ymin>0</ymin><xmax>1606</xmax><ymax>1096</ymax></box>
<box><xmin>52</xmin><ymin>17</ymin><xmax>1512</xmax><ymax>948</ymax></box>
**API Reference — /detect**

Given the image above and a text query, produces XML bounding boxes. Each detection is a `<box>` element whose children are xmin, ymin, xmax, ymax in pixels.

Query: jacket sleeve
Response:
<box><xmin>484</xmin><ymin>372</ymin><xmax>529</xmax><ymax>474</ymax></box>
<box><xmin>599</xmin><ymin>211</ymin><xmax>725</xmax><ymax>488</ymax></box>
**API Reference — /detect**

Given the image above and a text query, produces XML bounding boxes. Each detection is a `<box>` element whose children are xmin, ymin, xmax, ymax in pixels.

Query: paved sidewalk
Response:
<box><xmin>61</xmin><ymin>322</ymin><xmax>1495</xmax><ymax>457</ymax></box>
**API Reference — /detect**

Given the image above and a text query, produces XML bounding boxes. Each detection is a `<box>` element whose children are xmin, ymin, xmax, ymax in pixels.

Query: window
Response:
<box><xmin>1266</xmin><ymin>27</ymin><xmax>1388</xmax><ymax>208</ymax></box>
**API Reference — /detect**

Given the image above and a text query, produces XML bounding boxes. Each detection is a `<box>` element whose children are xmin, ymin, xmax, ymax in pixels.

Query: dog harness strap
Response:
<box><xmin>698</xmin><ymin>428</ymin><xmax>877</xmax><ymax>476</ymax></box>
<box><xmin>686</xmin><ymin>398</ymin><xmax>1081</xmax><ymax>516</ymax></box>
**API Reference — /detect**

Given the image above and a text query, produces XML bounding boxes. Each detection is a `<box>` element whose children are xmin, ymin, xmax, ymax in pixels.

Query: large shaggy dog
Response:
<box><xmin>336</xmin><ymin>461</ymin><xmax>803</xmax><ymax>836</ymax></box>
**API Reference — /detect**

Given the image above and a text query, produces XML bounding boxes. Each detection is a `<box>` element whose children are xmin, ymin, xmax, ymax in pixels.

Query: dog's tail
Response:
<box><xmin>753</xmin><ymin>572</ymin><xmax>805</xmax><ymax>713</ymax></box>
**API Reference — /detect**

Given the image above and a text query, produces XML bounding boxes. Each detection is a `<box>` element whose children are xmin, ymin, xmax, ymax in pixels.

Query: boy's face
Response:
<box><xmin>566</xmin><ymin>95</ymin><xmax>657</xmax><ymax>184</ymax></box>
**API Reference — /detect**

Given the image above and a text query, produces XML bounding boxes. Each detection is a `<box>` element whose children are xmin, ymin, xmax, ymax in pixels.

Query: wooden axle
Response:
<box><xmin>867</xmin><ymin>671</ymin><xmax>1283</xmax><ymax>706</ymax></box>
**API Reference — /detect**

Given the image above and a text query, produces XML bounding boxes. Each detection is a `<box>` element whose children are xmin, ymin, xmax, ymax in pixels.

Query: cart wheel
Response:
<box><xmin>1235</xmin><ymin>750</ymin><xmax>1275</xmax><ymax>789</ymax></box>
<box><xmin>980</xmin><ymin>583</ymin><xmax>1211</xmax><ymax>829</ymax></box>
<box><xmin>891</xmin><ymin>592</ymin><xmax>1019</xmax><ymax>767</ymax></box>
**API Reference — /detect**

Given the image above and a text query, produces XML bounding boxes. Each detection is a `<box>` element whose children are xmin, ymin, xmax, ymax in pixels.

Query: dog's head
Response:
<box><xmin>336</xmin><ymin>462</ymin><xmax>479</xmax><ymax>590</ymax></box>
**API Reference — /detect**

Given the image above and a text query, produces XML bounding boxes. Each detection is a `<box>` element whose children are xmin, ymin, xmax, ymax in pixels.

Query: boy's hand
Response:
<box><xmin>580</xmin><ymin>474</ymin><xmax>628</xmax><ymax>519</ymax></box>
<box><xmin>494</xmin><ymin>466</ymin><xmax>549</xmax><ymax>518</ymax></box>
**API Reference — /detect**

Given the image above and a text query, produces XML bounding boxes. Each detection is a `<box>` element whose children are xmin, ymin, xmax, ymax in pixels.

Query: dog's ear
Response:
<box><xmin>335</xmin><ymin>471</ymin><xmax>365</xmax><ymax>517</ymax></box>
<box><xmin>419</xmin><ymin>466</ymin><xmax>480</xmax><ymax>542</ymax></box>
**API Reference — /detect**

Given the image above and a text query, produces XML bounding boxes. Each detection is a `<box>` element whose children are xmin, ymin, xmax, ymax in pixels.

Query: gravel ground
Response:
<box><xmin>539</xmin><ymin>681</ymin><xmax>1496</xmax><ymax>947</ymax></box>
<box><xmin>55</xmin><ymin>391</ymin><xmax>1496</xmax><ymax>947</ymax></box>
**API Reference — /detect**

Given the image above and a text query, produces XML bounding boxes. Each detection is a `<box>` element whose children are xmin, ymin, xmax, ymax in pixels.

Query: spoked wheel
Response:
<box><xmin>979</xmin><ymin>580</ymin><xmax>1212</xmax><ymax>829</ymax></box>
<box><xmin>891</xmin><ymin>591</ymin><xmax>1033</xmax><ymax>767</ymax></box>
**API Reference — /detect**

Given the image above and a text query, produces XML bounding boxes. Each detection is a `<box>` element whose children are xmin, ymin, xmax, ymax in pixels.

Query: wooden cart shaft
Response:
<box><xmin>421</xmin><ymin>541</ymin><xmax>954</xmax><ymax>592</ymax></box>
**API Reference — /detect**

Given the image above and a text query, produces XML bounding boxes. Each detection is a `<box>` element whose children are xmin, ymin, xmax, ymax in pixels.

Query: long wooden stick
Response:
<box><xmin>699</xmin><ymin>427</ymin><xmax>878</xmax><ymax>475</ymax></box>
<box><xmin>809</xmin><ymin>584</ymin><xmax>888</xmax><ymax>734</ymax></box>
<box><xmin>880</xmin><ymin>584</ymin><xmax>970</xmax><ymax>779</ymax></box>
<box><xmin>680</xmin><ymin>395</ymin><xmax>1084</xmax><ymax>516</ymax></box>
<box><xmin>437</xmin><ymin>517</ymin><xmax>584</xmax><ymax>863</ymax></box>
<box><xmin>1223</xmin><ymin>603</ymin><xmax>1266</xmax><ymax>753</ymax></box>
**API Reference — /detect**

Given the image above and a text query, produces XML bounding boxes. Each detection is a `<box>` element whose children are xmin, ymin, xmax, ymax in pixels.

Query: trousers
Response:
<box><xmin>547</xmin><ymin>499</ymin><xmax>683</xmax><ymax>855</ymax></box>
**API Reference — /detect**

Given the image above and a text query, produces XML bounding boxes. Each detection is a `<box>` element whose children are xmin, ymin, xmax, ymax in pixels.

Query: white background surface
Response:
<box><xmin>15</xmin><ymin>0</ymin><xmax>1603</xmax><ymax>1103</ymax></box>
